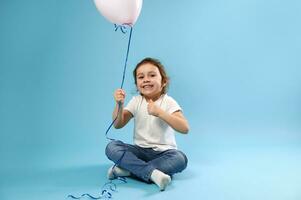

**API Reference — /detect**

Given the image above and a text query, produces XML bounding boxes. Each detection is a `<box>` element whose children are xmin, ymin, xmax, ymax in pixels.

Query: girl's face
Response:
<box><xmin>136</xmin><ymin>63</ymin><xmax>164</xmax><ymax>100</ymax></box>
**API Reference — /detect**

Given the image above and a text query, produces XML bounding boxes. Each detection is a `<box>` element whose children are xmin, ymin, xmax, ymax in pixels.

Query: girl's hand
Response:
<box><xmin>114</xmin><ymin>89</ymin><xmax>126</xmax><ymax>104</ymax></box>
<box><xmin>147</xmin><ymin>99</ymin><xmax>161</xmax><ymax>117</ymax></box>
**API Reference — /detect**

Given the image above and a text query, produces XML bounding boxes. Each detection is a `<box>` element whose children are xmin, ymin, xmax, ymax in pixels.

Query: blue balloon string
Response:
<box><xmin>114</xmin><ymin>24</ymin><xmax>128</xmax><ymax>34</ymax></box>
<box><xmin>67</xmin><ymin>178</ymin><xmax>127</xmax><ymax>200</ymax></box>
<box><xmin>68</xmin><ymin>24</ymin><xmax>133</xmax><ymax>200</ymax></box>
<box><xmin>105</xmin><ymin>25</ymin><xmax>133</xmax><ymax>140</ymax></box>
<box><xmin>119</xmin><ymin>25</ymin><xmax>133</xmax><ymax>89</ymax></box>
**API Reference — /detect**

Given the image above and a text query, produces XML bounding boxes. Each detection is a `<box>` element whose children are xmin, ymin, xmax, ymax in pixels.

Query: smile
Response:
<box><xmin>142</xmin><ymin>85</ymin><xmax>153</xmax><ymax>89</ymax></box>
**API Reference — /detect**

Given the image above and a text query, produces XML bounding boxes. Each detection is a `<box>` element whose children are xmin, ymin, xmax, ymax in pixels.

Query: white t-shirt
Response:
<box><xmin>124</xmin><ymin>94</ymin><xmax>182</xmax><ymax>151</ymax></box>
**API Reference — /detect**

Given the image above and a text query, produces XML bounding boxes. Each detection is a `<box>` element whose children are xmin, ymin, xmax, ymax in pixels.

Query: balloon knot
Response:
<box><xmin>114</xmin><ymin>24</ymin><xmax>132</xmax><ymax>34</ymax></box>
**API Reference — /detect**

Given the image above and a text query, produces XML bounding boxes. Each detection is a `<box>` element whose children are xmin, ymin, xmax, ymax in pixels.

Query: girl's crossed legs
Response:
<box><xmin>105</xmin><ymin>140</ymin><xmax>188</xmax><ymax>184</ymax></box>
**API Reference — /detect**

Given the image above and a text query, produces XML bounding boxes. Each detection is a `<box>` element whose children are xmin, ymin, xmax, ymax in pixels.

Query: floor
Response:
<box><xmin>1</xmin><ymin>130</ymin><xmax>300</xmax><ymax>200</ymax></box>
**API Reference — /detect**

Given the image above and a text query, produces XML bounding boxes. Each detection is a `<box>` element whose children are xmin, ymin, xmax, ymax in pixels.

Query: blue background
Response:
<box><xmin>1</xmin><ymin>0</ymin><xmax>300</xmax><ymax>199</ymax></box>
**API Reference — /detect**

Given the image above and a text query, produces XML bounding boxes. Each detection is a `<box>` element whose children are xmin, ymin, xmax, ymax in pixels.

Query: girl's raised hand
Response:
<box><xmin>147</xmin><ymin>99</ymin><xmax>161</xmax><ymax>117</ymax></box>
<box><xmin>114</xmin><ymin>89</ymin><xmax>126</xmax><ymax>104</ymax></box>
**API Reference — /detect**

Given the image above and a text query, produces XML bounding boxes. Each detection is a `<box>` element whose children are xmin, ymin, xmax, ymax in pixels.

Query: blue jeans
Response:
<box><xmin>105</xmin><ymin>140</ymin><xmax>188</xmax><ymax>182</ymax></box>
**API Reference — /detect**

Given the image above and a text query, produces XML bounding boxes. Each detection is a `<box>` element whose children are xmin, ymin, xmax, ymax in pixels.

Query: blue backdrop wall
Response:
<box><xmin>1</xmin><ymin>0</ymin><xmax>301</xmax><ymax>197</ymax></box>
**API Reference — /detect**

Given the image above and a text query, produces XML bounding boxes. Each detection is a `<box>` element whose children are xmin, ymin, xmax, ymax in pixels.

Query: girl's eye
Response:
<box><xmin>150</xmin><ymin>74</ymin><xmax>156</xmax><ymax>77</ymax></box>
<box><xmin>138</xmin><ymin>76</ymin><xmax>143</xmax><ymax>79</ymax></box>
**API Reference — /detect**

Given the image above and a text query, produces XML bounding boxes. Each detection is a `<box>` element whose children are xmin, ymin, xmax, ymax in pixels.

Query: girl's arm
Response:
<box><xmin>112</xmin><ymin>89</ymin><xmax>133</xmax><ymax>129</ymax></box>
<box><xmin>113</xmin><ymin>103</ymin><xmax>133</xmax><ymax>129</ymax></box>
<box><xmin>157</xmin><ymin>110</ymin><xmax>189</xmax><ymax>134</ymax></box>
<box><xmin>147</xmin><ymin>100</ymin><xmax>189</xmax><ymax>134</ymax></box>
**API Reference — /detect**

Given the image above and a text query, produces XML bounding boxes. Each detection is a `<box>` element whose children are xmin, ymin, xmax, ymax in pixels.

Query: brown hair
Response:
<box><xmin>133</xmin><ymin>57</ymin><xmax>169</xmax><ymax>94</ymax></box>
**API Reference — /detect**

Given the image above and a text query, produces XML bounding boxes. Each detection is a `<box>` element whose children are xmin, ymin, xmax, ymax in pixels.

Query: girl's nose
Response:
<box><xmin>143</xmin><ymin>78</ymin><xmax>150</xmax><ymax>82</ymax></box>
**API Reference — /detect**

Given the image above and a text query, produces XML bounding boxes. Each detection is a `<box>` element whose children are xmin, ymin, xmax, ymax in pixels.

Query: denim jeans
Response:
<box><xmin>105</xmin><ymin>140</ymin><xmax>188</xmax><ymax>182</ymax></box>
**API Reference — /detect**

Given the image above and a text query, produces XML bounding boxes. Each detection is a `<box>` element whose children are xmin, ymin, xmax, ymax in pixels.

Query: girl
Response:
<box><xmin>105</xmin><ymin>57</ymin><xmax>189</xmax><ymax>191</ymax></box>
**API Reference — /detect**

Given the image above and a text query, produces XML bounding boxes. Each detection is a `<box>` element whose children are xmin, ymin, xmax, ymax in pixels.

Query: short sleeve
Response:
<box><xmin>166</xmin><ymin>96</ymin><xmax>182</xmax><ymax>114</ymax></box>
<box><xmin>124</xmin><ymin>96</ymin><xmax>137</xmax><ymax>116</ymax></box>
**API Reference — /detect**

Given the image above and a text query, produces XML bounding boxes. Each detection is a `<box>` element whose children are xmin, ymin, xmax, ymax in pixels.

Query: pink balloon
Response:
<box><xmin>94</xmin><ymin>0</ymin><xmax>143</xmax><ymax>26</ymax></box>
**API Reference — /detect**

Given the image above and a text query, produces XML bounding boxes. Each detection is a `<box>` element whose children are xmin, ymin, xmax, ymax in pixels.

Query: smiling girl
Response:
<box><xmin>105</xmin><ymin>57</ymin><xmax>189</xmax><ymax>191</ymax></box>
